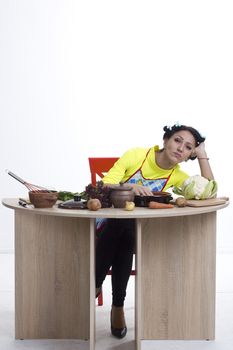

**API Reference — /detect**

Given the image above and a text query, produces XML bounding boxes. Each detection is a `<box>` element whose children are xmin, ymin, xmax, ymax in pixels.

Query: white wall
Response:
<box><xmin>0</xmin><ymin>0</ymin><xmax>232</xmax><ymax>268</ymax></box>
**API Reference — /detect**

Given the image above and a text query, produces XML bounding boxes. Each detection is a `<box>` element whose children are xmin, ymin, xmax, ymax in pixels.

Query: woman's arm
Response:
<box><xmin>194</xmin><ymin>142</ymin><xmax>214</xmax><ymax>180</ymax></box>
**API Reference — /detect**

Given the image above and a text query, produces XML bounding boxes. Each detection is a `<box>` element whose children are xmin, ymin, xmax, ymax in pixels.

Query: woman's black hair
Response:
<box><xmin>163</xmin><ymin>124</ymin><xmax>205</xmax><ymax>160</ymax></box>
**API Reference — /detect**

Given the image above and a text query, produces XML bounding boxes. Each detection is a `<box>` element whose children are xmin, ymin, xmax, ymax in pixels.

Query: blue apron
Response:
<box><xmin>126</xmin><ymin>149</ymin><xmax>174</xmax><ymax>192</ymax></box>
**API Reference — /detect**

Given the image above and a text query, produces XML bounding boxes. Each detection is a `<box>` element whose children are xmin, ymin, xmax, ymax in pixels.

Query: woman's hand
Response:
<box><xmin>128</xmin><ymin>184</ymin><xmax>154</xmax><ymax>196</ymax></box>
<box><xmin>192</xmin><ymin>142</ymin><xmax>208</xmax><ymax>159</ymax></box>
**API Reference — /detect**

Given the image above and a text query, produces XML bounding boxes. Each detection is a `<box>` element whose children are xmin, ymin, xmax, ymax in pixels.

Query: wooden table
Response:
<box><xmin>2</xmin><ymin>198</ymin><xmax>229</xmax><ymax>350</ymax></box>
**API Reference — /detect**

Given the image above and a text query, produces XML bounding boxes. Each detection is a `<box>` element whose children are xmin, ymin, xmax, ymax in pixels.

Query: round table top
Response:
<box><xmin>2</xmin><ymin>198</ymin><xmax>229</xmax><ymax>219</ymax></box>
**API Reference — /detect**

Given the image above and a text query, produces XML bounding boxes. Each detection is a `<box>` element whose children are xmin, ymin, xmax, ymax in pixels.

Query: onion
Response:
<box><xmin>87</xmin><ymin>198</ymin><xmax>101</xmax><ymax>211</ymax></box>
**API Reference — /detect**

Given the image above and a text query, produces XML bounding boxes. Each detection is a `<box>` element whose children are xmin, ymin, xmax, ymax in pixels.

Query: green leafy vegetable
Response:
<box><xmin>173</xmin><ymin>175</ymin><xmax>218</xmax><ymax>200</ymax></box>
<box><xmin>58</xmin><ymin>191</ymin><xmax>79</xmax><ymax>201</ymax></box>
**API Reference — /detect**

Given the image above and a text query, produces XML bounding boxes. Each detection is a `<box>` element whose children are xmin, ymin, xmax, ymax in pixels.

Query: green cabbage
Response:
<box><xmin>173</xmin><ymin>175</ymin><xmax>218</xmax><ymax>200</ymax></box>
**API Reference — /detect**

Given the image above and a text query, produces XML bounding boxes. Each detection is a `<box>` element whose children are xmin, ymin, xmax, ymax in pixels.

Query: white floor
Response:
<box><xmin>0</xmin><ymin>253</ymin><xmax>233</xmax><ymax>350</ymax></box>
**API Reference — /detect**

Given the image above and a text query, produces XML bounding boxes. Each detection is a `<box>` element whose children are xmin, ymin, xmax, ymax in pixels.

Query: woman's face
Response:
<box><xmin>163</xmin><ymin>130</ymin><xmax>196</xmax><ymax>164</ymax></box>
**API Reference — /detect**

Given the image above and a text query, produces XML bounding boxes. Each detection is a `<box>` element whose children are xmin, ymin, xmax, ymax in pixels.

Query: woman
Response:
<box><xmin>95</xmin><ymin>123</ymin><xmax>214</xmax><ymax>339</ymax></box>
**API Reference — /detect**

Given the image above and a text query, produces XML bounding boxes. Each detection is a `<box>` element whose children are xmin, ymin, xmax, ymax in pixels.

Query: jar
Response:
<box><xmin>110</xmin><ymin>183</ymin><xmax>135</xmax><ymax>208</ymax></box>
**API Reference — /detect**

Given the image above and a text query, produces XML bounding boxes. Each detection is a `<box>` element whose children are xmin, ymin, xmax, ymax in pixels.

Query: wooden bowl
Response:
<box><xmin>29</xmin><ymin>191</ymin><xmax>58</xmax><ymax>208</ymax></box>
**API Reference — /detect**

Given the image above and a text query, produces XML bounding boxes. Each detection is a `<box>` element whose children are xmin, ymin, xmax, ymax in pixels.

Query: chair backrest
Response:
<box><xmin>88</xmin><ymin>157</ymin><xmax>119</xmax><ymax>185</ymax></box>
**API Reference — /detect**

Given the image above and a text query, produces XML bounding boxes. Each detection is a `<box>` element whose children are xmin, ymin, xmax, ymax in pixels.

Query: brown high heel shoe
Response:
<box><xmin>110</xmin><ymin>305</ymin><xmax>127</xmax><ymax>339</ymax></box>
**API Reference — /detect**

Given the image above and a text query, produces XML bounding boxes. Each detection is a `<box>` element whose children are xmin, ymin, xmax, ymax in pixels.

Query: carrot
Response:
<box><xmin>148</xmin><ymin>201</ymin><xmax>174</xmax><ymax>209</ymax></box>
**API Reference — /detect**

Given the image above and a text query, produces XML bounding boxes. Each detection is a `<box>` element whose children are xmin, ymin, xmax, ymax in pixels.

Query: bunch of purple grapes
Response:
<box><xmin>84</xmin><ymin>181</ymin><xmax>112</xmax><ymax>208</ymax></box>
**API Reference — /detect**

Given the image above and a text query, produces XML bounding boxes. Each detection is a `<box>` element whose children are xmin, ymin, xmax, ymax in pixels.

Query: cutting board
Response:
<box><xmin>186</xmin><ymin>198</ymin><xmax>227</xmax><ymax>207</ymax></box>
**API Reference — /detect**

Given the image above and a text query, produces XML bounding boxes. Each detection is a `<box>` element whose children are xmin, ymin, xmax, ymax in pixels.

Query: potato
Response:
<box><xmin>125</xmin><ymin>201</ymin><xmax>135</xmax><ymax>211</ymax></box>
<box><xmin>87</xmin><ymin>198</ymin><xmax>101</xmax><ymax>211</ymax></box>
<box><xmin>175</xmin><ymin>197</ymin><xmax>187</xmax><ymax>207</ymax></box>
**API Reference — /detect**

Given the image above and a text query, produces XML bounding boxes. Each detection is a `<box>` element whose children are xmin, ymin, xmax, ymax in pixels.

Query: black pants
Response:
<box><xmin>95</xmin><ymin>218</ymin><xmax>135</xmax><ymax>307</ymax></box>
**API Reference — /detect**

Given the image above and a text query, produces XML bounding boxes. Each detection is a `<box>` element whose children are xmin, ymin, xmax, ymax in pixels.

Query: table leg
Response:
<box><xmin>135</xmin><ymin>219</ymin><xmax>142</xmax><ymax>350</ymax></box>
<box><xmin>89</xmin><ymin>218</ymin><xmax>96</xmax><ymax>350</ymax></box>
<box><xmin>15</xmin><ymin>210</ymin><xmax>95</xmax><ymax>348</ymax></box>
<box><xmin>139</xmin><ymin>212</ymin><xmax>216</xmax><ymax>341</ymax></box>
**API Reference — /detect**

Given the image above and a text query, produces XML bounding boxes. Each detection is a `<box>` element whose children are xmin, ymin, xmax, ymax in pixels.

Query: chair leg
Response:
<box><xmin>98</xmin><ymin>291</ymin><xmax>103</xmax><ymax>306</ymax></box>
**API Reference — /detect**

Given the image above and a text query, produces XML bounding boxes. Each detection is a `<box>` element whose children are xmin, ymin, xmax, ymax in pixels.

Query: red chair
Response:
<box><xmin>89</xmin><ymin>158</ymin><xmax>119</xmax><ymax>186</ymax></box>
<box><xmin>88</xmin><ymin>157</ymin><xmax>136</xmax><ymax>306</ymax></box>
